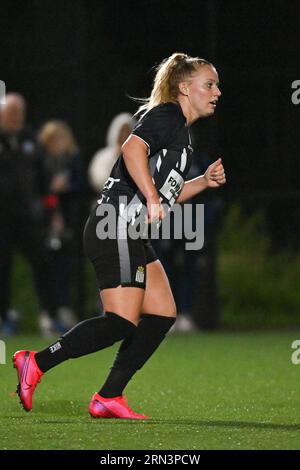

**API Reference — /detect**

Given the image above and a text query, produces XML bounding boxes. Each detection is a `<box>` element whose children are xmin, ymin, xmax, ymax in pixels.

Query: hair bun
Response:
<box><xmin>172</xmin><ymin>52</ymin><xmax>188</xmax><ymax>64</ymax></box>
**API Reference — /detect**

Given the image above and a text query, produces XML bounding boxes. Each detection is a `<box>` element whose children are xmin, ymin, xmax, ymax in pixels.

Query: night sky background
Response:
<box><xmin>1</xmin><ymin>0</ymin><xmax>300</xmax><ymax>247</ymax></box>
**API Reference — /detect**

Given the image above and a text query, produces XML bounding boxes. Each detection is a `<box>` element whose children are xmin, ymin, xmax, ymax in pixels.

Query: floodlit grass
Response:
<box><xmin>1</xmin><ymin>332</ymin><xmax>300</xmax><ymax>450</ymax></box>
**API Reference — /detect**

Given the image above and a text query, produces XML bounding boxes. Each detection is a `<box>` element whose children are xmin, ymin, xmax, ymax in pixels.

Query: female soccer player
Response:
<box><xmin>13</xmin><ymin>52</ymin><xmax>226</xmax><ymax>419</ymax></box>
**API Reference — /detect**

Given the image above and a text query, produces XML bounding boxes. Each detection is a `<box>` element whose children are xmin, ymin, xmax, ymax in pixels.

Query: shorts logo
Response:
<box><xmin>135</xmin><ymin>266</ymin><xmax>145</xmax><ymax>283</ymax></box>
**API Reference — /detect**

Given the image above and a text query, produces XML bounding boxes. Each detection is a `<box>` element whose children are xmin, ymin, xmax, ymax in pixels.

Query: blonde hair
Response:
<box><xmin>136</xmin><ymin>52</ymin><xmax>213</xmax><ymax>115</ymax></box>
<box><xmin>38</xmin><ymin>120</ymin><xmax>78</xmax><ymax>155</ymax></box>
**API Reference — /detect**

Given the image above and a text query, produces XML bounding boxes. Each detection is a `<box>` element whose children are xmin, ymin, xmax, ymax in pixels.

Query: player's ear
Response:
<box><xmin>178</xmin><ymin>82</ymin><xmax>189</xmax><ymax>96</ymax></box>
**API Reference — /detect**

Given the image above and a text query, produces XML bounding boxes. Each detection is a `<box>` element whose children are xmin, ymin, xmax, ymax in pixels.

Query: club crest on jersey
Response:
<box><xmin>135</xmin><ymin>266</ymin><xmax>145</xmax><ymax>283</ymax></box>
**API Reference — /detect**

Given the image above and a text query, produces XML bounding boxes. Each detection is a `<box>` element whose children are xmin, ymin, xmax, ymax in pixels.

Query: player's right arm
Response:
<box><xmin>122</xmin><ymin>135</ymin><xmax>165</xmax><ymax>223</ymax></box>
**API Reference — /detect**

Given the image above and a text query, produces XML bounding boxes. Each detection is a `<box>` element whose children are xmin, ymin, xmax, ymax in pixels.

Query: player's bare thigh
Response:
<box><xmin>141</xmin><ymin>260</ymin><xmax>177</xmax><ymax>317</ymax></box>
<box><xmin>100</xmin><ymin>286</ymin><xmax>145</xmax><ymax>326</ymax></box>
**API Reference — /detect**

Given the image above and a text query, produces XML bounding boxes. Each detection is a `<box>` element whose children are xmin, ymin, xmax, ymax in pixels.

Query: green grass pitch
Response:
<box><xmin>1</xmin><ymin>332</ymin><xmax>300</xmax><ymax>450</ymax></box>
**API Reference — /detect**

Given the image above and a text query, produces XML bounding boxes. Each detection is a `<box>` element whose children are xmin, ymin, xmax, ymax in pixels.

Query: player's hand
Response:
<box><xmin>204</xmin><ymin>158</ymin><xmax>226</xmax><ymax>188</ymax></box>
<box><xmin>146</xmin><ymin>194</ymin><xmax>166</xmax><ymax>224</ymax></box>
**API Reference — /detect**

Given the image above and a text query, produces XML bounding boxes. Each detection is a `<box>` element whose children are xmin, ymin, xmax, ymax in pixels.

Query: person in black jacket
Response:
<box><xmin>13</xmin><ymin>53</ymin><xmax>226</xmax><ymax>418</ymax></box>
<box><xmin>0</xmin><ymin>93</ymin><xmax>51</xmax><ymax>335</ymax></box>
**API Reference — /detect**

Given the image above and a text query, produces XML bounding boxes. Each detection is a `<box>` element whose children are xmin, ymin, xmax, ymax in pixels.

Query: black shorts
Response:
<box><xmin>83</xmin><ymin>203</ymin><xmax>158</xmax><ymax>290</ymax></box>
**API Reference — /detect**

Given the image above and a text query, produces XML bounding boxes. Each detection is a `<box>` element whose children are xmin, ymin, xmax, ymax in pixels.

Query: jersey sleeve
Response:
<box><xmin>132</xmin><ymin>102</ymin><xmax>185</xmax><ymax>156</ymax></box>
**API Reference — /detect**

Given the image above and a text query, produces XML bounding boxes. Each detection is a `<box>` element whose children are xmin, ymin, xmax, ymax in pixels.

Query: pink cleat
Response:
<box><xmin>13</xmin><ymin>350</ymin><xmax>44</xmax><ymax>411</ymax></box>
<box><xmin>88</xmin><ymin>393</ymin><xmax>150</xmax><ymax>420</ymax></box>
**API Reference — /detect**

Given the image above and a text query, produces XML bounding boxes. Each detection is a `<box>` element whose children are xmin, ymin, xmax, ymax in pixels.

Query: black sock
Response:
<box><xmin>35</xmin><ymin>312</ymin><xmax>136</xmax><ymax>373</ymax></box>
<box><xmin>99</xmin><ymin>314</ymin><xmax>175</xmax><ymax>398</ymax></box>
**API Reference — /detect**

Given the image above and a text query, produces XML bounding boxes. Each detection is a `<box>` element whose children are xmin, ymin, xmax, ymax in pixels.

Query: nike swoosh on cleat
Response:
<box><xmin>94</xmin><ymin>400</ymin><xmax>114</xmax><ymax>418</ymax></box>
<box><xmin>20</xmin><ymin>352</ymin><xmax>33</xmax><ymax>391</ymax></box>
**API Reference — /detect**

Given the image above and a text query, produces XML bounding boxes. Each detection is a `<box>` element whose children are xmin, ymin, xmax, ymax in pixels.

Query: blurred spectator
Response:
<box><xmin>88</xmin><ymin>113</ymin><xmax>134</xmax><ymax>193</ymax></box>
<box><xmin>0</xmin><ymin>93</ymin><xmax>51</xmax><ymax>335</ymax></box>
<box><xmin>38</xmin><ymin>120</ymin><xmax>85</xmax><ymax>335</ymax></box>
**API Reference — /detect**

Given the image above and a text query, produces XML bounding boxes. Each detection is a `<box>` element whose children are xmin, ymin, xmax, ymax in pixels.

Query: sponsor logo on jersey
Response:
<box><xmin>159</xmin><ymin>169</ymin><xmax>184</xmax><ymax>206</ymax></box>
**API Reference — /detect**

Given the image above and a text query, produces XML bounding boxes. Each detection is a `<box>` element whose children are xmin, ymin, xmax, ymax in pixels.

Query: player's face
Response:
<box><xmin>186</xmin><ymin>65</ymin><xmax>221</xmax><ymax>118</ymax></box>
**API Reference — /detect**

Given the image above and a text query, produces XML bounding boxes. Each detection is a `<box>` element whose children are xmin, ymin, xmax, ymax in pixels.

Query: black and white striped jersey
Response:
<box><xmin>100</xmin><ymin>102</ymin><xmax>194</xmax><ymax>220</ymax></box>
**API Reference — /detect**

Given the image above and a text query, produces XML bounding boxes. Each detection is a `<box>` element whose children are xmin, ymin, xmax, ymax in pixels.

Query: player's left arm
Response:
<box><xmin>177</xmin><ymin>158</ymin><xmax>226</xmax><ymax>204</ymax></box>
